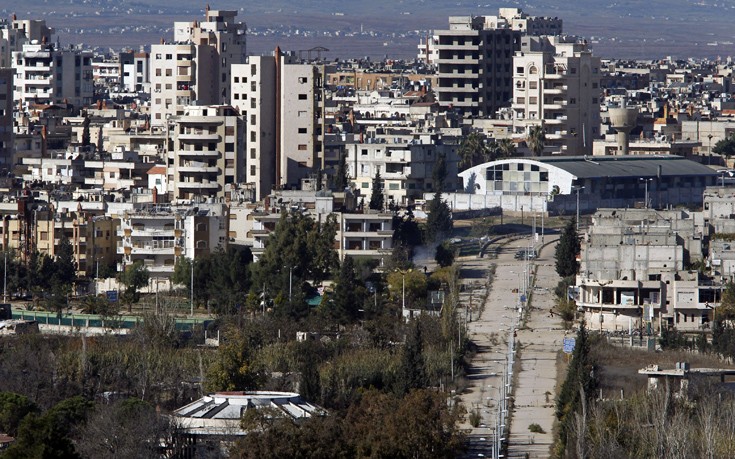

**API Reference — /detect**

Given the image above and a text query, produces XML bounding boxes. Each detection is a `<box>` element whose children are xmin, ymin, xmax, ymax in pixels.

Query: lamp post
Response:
<box><xmin>708</xmin><ymin>133</ymin><xmax>714</xmax><ymax>165</ymax></box>
<box><xmin>190</xmin><ymin>257</ymin><xmax>194</xmax><ymax>317</ymax></box>
<box><xmin>3</xmin><ymin>250</ymin><xmax>6</xmax><ymax>304</ymax></box>
<box><xmin>572</xmin><ymin>185</ymin><xmax>585</xmax><ymax>231</ymax></box>
<box><xmin>639</xmin><ymin>178</ymin><xmax>653</xmax><ymax>209</ymax></box>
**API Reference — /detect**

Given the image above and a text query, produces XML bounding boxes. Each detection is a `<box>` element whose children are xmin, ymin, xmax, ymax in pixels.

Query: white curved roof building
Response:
<box><xmin>453</xmin><ymin>155</ymin><xmax>718</xmax><ymax>215</ymax></box>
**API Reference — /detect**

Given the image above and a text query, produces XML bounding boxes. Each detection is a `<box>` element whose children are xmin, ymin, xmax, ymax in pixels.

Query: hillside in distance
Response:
<box><xmin>5</xmin><ymin>0</ymin><xmax>735</xmax><ymax>60</ymax></box>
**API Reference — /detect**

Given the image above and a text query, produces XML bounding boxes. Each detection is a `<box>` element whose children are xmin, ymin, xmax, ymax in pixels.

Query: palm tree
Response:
<box><xmin>527</xmin><ymin>125</ymin><xmax>546</xmax><ymax>156</ymax></box>
<box><xmin>496</xmin><ymin>138</ymin><xmax>518</xmax><ymax>158</ymax></box>
<box><xmin>458</xmin><ymin>131</ymin><xmax>489</xmax><ymax>170</ymax></box>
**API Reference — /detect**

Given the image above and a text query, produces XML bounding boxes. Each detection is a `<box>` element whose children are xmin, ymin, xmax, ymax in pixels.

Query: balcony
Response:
<box><xmin>178</xmin><ymin>131</ymin><xmax>220</xmax><ymax>141</ymax></box>
<box><xmin>177</xmin><ymin>150</ymin><xmax>220</xmax><ymax>158</ymax></box>
<box><xmin>177</xmin><ymin>181</ymin><xmax>219</xmax><ymax>189</ymax></box>
<box><xmin>543</xmin><ymin>85</ymin><xmax>567</xmax><ymax>95</ymax></box>
<box><xmin>178</xmin><ymin>163</ymin><xmax>220</xmax><ymax>173</ymax></box>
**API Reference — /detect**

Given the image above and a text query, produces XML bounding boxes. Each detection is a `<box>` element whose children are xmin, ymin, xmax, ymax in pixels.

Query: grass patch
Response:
<box><xmin>529</xmin><ymin>423</ymin><xmax>546</xmax><ymax>434</ymax></box>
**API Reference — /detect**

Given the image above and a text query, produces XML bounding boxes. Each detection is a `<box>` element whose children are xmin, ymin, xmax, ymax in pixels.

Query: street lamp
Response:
<box><xmin>572</xmin><ymin>185</ymin><xmax>585</xmax><ymax>231</ymax></box>
<box><xmin>190</xmin><ymin>257</ymin><xmax>194</xmax><ymax>317</ymax></box>
<box><xmin>396</xmin><ymin>268</ymin><xmax>412</xmax><ymax>317</ymax></box>
<box><xmin>639</xmin><ymin>178</ymin><xmax>653</xmax><ymax>209</ymax></box>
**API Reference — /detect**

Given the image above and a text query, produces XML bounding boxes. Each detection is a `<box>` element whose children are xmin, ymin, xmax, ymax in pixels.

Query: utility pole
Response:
<box><xmin>190</xmin><ymin>258</ymin><xmax>194</xmax><ymax>317</ymax></box>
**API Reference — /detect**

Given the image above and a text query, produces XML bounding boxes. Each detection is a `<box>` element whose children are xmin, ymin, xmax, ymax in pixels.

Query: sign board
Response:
<box><xmin>106</xmin><ymin>290</ymin><xmax>118</xmax><ymax>302</ymax></box>
<box><xmin>563</xmin><ymin>337</ymin><xmax>576</xmax><ymax>354</ymax></box>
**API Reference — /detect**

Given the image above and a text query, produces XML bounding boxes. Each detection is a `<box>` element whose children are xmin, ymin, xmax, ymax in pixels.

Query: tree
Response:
<box><xmin>0</xmin><ymin>392</ymin><xmax>38</xmax><ymax>437</ymax></box>
<box><xmin>425</xmin><ymin>192</ymin><xmax>453</xmax><ymax>243</ymax></box>
<box><xmin>458</xmin><ymin>131</ymin><xmax>489</xmax><ymax>170</ymax></box>
<box><xmin>5</xmin><ymin>396</ymin><xmax>92</xmax><ymax>459</ymax></box>
<box><xmin>328</xmin><ymin>257</ymin><xmax>365</xmax><ymax>324</ymax></box>
<box><xmin>393</xmin><ymin>209</ymin><xmax>422</xmax><ymax>249</ymax></box>
<box><xmin>334</xmin><ymin>151</ymin><xmax>349</xmax><ymax>190</ymax></box>
<box><xmin>435</xmin><ymin>242</ymin><xmax>455</xmax><ymax>268</ymax></box>
<box><xmin>205</xmin><ymin>329</ymin><xmax>261</xmax><ymax>392</ymax></box>
<box><xmin>81</xmin><ymin>115</ymin><xmax>91</xmax><ymax>147</ymax></box>
<box><xmin>433</xmin><ymin>153</ymin><xmax>448</xmax><ymax>194</ymax></box>
<box><xmin>527</xmin><ymin>124</ymin><xmax>546</xmax><ymax>156</ymax></box>
<box><xmin>395</xmin><ymin>319</ymin><xmax>427</xmax><ymax>395</ymax></box>
<box><xmin>52</xmin><ymin>235</ymin><xmax>76</xmax><ymax>290</ymax></box>
<box><xmin>555</xmin><ymin>218</ymin><xmax>580</xmax><ymax>278</ymax></box>
<box><xmin>369</xmin><ymin>170</ymin><xmax>384</xmax><ymax>211</ymax></box>
<box><xmin>118</xmin><ymin>261</ymin><xmax>150</xmax><ymax>310</ymax></box>
<box><xmin>497</xmin><ymin>138</ymin><xmax>518</xmax><ymax>158</ymax></box>
<box><xmin>713</xmin><ymin>133</ymin><xmax>735</xmax><ymax>160</ymax></box>
<box><xmin>75</xmin><ymin>398</ymin><xmax>172</xmax><ymax>459</ymax></box>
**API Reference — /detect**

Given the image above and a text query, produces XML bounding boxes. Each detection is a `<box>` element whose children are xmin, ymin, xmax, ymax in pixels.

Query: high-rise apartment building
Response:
<box><xmin>231</xmin><ymin>57</ymin><xmax>276</xmax><ymax>201</ymax></box>
<box><xmin>512</xmin><ymin>35</ymin><xmax>601</xmax><ymax>155</ymax></box>
<box><xmin>12</xmin><ymin>42</ymin><xmax>93</xmax><ymax>111</ymax></box>
<box><xmin>230</xmin><ymin>51</ymin><xmax>328</xmax><ymax>196</ymax></box>
<box><xmin>167</xmin><ymin>105</ymin><xmax>244</xmax><ymax>202</ymax></box>
<box><xmin>0</xmin><ymin>18</ymin><xmax>53</xmax><ymax>68</ymax></box>
<box><xmin>432</xmin><ymin>9</ymin><xmax>562</xmax><ymax>118</ymax></box>
<box><xmin>150</xmin><ymin>9</ymin><xmax>246</xmax><ymax>125</ymax></box>
<box><xmin>0</xmin><ymin>69</ymin><xmax>13</xmax><ymax>169</ymax></box>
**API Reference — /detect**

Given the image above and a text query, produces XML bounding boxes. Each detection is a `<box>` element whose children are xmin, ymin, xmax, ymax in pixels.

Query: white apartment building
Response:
<box><xmin>117</xmin><ymin>203</ymin><xmax>228</xmax><ymax>278</ymax></box>
<box><xmin>345</xmin><ymin>135</ymin><xmax>459</xmax><ymax>206</ymax></box>
<box><xmin>230</xmin><ymin>52</ymin><xmax>329</xmax><ymax>193</ymax></box>
<box><xmin>12</xmin><ymin>42</ymin><xmax>94</xmax><ymax>111</ymax></box>
<box><xmin>231</xmin><ymin>57</ymin><xmax>276</xmax><ymax>201</ymax></box>
<box><xmin>121</xmin><ymin>52</ymin><xmax>149</xmax><ymax>93</ymax></box>
<box><xmin>150</xmin><ymin>9</ymin><xmax>246</xmax><ymax>125</ymax></box>
<box><xmin>0</xmin><ymin>18</ymin><xmax>53</xmax><ymax>68</ymax></box>
<box><xmin>167</xmin><ymin>105</ymin><xmax>244</xmax><ymax>202</ymax></box>
<box><xmin>512</xmin><ymin>35</ymin><xmax>601</xmax><ymax>155</ymax></box>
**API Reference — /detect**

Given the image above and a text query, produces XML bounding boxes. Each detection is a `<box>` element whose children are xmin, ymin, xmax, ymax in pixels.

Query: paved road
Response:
<box><xmin>458</xmin><ymin>236</ymin><xmax>543</xmax><ymax>458</ymax></box>
<box><xmin>506</xmin><ymin>238</ymin><xmax>567</xmax><ymax>458</ymax></box>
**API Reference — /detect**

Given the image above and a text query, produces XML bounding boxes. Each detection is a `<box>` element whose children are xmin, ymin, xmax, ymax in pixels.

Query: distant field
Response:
<box><xmin>10</xmin><ymin>1</ymin><xmax>735</xmax><ymax>60</ymax></box>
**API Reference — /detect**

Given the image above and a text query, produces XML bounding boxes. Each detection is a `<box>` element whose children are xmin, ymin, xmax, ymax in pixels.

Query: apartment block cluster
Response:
<box><xmin>3</xmin><ymin>6</ymin><xmax>735</xmax><ymax>293</ymax></box>
<box><xmin>575</xmin><ymin>187</ymin><xmax>735</xmax><ymax>333</ymax></box>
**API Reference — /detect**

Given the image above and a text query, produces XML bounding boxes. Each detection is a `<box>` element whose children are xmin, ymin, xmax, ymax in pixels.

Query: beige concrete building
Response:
<box><xmin>0</xmin><ymin>68</ymin><xmax>13</xmax><ymax>169</ymax></box>
<box><xmin>512</xmin><ymin>35</ymin><xmax>601</xmax><ymax>155</ymax></box>
<box><xmin>167</xmin><ymin>105</ymin><xmax>244</xmax><ymax>202</ymax></box>
<box><xmin>231</xmin><ymin>57</ymin><xmax>276</xmax><ymax>201</ymax></box>
<box><xmin>150</xmin><ymin>9</ymin><xmax>246</xmax><ymax>125</ymax></box>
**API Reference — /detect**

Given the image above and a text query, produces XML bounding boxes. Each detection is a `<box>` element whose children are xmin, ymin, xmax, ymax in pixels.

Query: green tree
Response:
<box><xmin>435</xmin><ymin>242</ymin><xmax>455</xmax><ymax>268</ymax></box>
<box><xmin>425</xmin><ymin>192</ymin><xmax>453</xmax><ymax>243</ymax></box>
<box><xmin>555</xmin><ymin>218</ymin><xmax>580</xmax><ymax>278</ymax></box>
<box><xmin>713</xmin><ymin>133</ymin><xmax>735</xmax><ymax>160</ymax></box>
<box><xmin>433</xmin><ymin>153</ymin><xmax>448</xmax><ymax>194</ymax></box>
<box><xmin>205</xmin><ymin>329</ymin><xmax>261</xmax><ymax>392</ymax></box>
<box><xmin>458</xmin><ymin>131</ymin><xmax>489</xmax><ymax>170</ymax></box>
<box><xmin>497</xmin><ymin>138</ymin><xmax>518</xmax><ymax>158</ymax></box>
<box><xmin>5</xmin><ymin>396</ymin><xmax>92</xmax><ymax>459</ymax></box>
<box><xmin>555</xmin><ymin>322</ymin><xmax>596</xmax><ymax>456</ymax></box>
<box><xmin>334</xmin><ymin>151</ymin><xmax>349</xmax><ymax>190</ymax></box>
<box><xmin>52</xmin><ymin>236</ymin><xmax>76</xmax><ymax>290</ymax></box>
<box><xmin>119</xmin><ymin>261</ymin><xmax>150</xmax><ymax>310</ymax></box>
<box><xmin>369</xmin><ymin>170</ymin><xmax>384</xmax><ymax>211</ymax></box>
<box><xmin>527</xmin><ymin>124</ymin><xmax>546</xmax><ymax>156</ymax></box>
<box><xmin>328</xmin><ymin>257</ymin><xmax>365</xmax><ymax>324</ymax></box>
<box><xmin>395</xmin><ymin>319</ymin><xmax>427</xmax><ymax>395</ymax></box>
<box><xmin>0</xmin><ymin>392</ymin><xmax>38</xmax><ymax>437</ymax></box>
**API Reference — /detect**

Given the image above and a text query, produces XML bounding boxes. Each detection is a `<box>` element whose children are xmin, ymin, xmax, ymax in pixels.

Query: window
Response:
<box><xmin>516</xmin><ymin>66</ymin><xmax>524</xmax><ymax>74</ymax></box>
<box><xmin>529</xmin><ymin>81</ymin><xmax>537</xmax><ymax>89</ymax></box>
<box><xmin>569</xmin><ymin>98</ymin><xmax>576</xmax><ymax>105</ymax></box>
<box><xmin>298</xmin><ymin>94</ymin><xmax>307</xmax><ymax>100</ymax></box>
<box><xmin>298</xmin><ymin>144</ymin><xmax>308</xmax><ymax>150</ymax></box>
<box><xmin>165</xmin><ymin>69</ymin><xmax>172</xmax><ymax>77</ymax></box>
<box><xmin>298</xmin><ymin>127</ymin><xmax>307</xmax><ymax>134</ymax></box>
<box><xmin>40</xmin><ymin>231</ymin><xmax>48</xmax><ymax>241</ymax></box>
<box><xmin>251</xmin><ymin>99</ymin><xmax>256</xmax><ymax>109</ymax></box>
<box><xmin>234</xmin><ymin>76</ymin><xmax>239</xmax><ymax>83</ymax></box>
<box><xmin>155</xmin><ymin>69</ymin><xmax>162</xmax><ymax>77</ymax></box>
<box><xmin>165</xmin><ymin>54</ymin><xmax>172</xmax><ymax>60</ymax></box>
<box><xmin>250</xmin><ymin>131</ymin><xmax>256</xmax><ymax>142</ymax></box>
<box><xmin>250</xmin><ymin>165</ymin><xmax>256</xmax><ymax>175</ymax></box>
<box><xmin>516</xmin><ymin>97</ymin><xmax>525</xmax><ymax>104</ymax></box>
<box><xmin>250</xmin><ymin>148</ymin><xmax>256</xmax><ymax>159</ymax></box>
<box><xmin>298</xmin><ymin>77</ymin><xmax>308</xmax><ymax>83</ymax></box>
<box><xmin>251</xmin><ymin>115</ymin><xmax>256</xmax><ymax>124</ymax></box>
